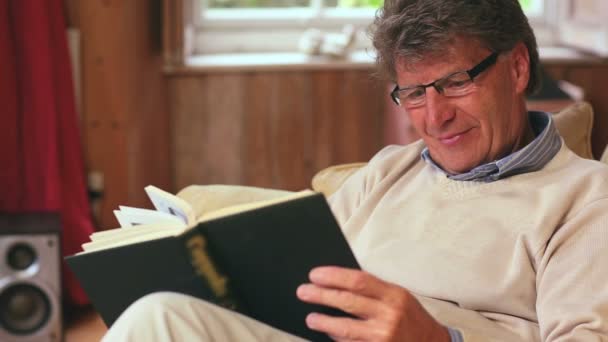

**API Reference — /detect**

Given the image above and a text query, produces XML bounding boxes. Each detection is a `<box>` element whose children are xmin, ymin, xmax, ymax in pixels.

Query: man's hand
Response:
<box><xmin>296</xmin><ymin>266</ymin><xmax>450</xmax><ymax>342</ymax></box>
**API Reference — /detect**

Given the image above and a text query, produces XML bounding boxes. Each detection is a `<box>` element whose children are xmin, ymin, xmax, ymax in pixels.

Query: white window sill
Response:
<box><xmin>165</xmin><ymin>50</ymin><xmax>376</xmax><ymax>74</ymax></box>
<box><xmin>539</xmin><ymin>46</ymin><xmax>605</xmax><ymax>63</ymax></box>
<box><xmin>164</xmin><ymin>46</ymin><xmax>604</xmax><ymax>74</ymax></box>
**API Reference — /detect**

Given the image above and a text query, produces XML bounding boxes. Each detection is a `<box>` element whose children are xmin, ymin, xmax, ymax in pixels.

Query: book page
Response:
<box><xmin>145</xmin><ymin>185</ymin><xmax>196</xmax><ymax>225</ymax></box>
<box><xmin>89</xmin><ymin>222</ymin><xmax>186</xmax><ymax>242</ymax></box>
<box><xmin>80</xmin><ymin>226</ymin><xmax>185</xmax><ymax>254</ymax></box>
<box><xmin>113</xmin><ymin>210</ymin><xmax>132</xmax><ymax>228</ymax></box>
<box><xmin>114</xmin><ymin>206</ymin><xmax>185</xmax><ymax>227</ymax></box>
<box><xmin>78</xmin><ymin>189</ymin><xmax>317</xmax><ymax>254</ymax></box>
<box><xmin>198</xmin><ymin>190</ymin><xmax>315</xmax><ymax>222</ymax></box>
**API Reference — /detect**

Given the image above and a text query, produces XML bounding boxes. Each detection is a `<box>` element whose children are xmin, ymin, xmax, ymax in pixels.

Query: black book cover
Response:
<box><xmin>66</xmin><ymin>193</ymin><xmax>360</xmax><ymax>341</ymax></box>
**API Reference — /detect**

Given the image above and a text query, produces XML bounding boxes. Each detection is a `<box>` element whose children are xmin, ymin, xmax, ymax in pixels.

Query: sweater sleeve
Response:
<box><xmin>327</xmin><ymin>144</ymin><xmax>399</xmax><ymax>227</ymax></box>
<box><xmin>327</xmin><ymin>163</ymin><xmax>369</xmax><ymax>228</ymax></box>
<box><xmin>327</xmin><ymin>143</ymin><xmax>424</xmax><ymax>227</ymax></box>
<box><xmin>535</xmin><ymin>198</ymin><xmax>608</xmax><ymax>341</ymax></box>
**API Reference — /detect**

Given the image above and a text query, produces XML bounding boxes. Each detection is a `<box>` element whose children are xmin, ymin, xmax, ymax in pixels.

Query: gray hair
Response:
<box><xmin>370</xmin><ymin>0</ymin><xmax>540</xmax><ymax>95</ymax></box>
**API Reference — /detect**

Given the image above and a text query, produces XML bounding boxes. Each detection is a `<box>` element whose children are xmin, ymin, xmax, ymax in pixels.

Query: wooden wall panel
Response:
<box><xmin>345</xmin><ymin>71</ymin><xmax>385</xmax><ymax>161</ymax></box>
<box><xmin>275</xmin><ymin>72</ymin><xmax>314</xmax><ymax>190</ymax></box>
<box><xmin>169</xmin><ymin>70</ymin><xmax>386</xmax><ymax>192</ymax></box>
<box><xmin>203</xmin><ymin>74</ymin><xmax>245</xmax><ymax>185</ymax></box>
<box><xmin>84</xmin><ymin>118</ymin><xmax>129</xmax><ymax>228</ymax></box>
<box><xmin>333</xmin><ymin>71</ymin><xmax>361</xmax><ymax>165</ymax></box>
<box><xmin>167</xmin><ymin>63</ymin><xmax>608</xmax><ymax>195</ymax></box>
<box><xmin>171</xmin><ymin>77</ymin><xmax>207</xmax><ymax>189</ymax></box>
<box><xmin>75</xmin><ymin>0</ymin><xmax>169</xmax><ymax>229</ymax></box>
<box><xmin>128</xmin><ymin>0</ymin><xmax>170</xmax><ymax>205</ymax></box>
<box><xmin>79</xmin><ymin>1</ymin><xmax>136</xmax><ymax>228</ymax></box>
<box><xmin>243</xmin><ymin>73</ymin><xmax>281</xmax><ymax>188</ymax></box>
<box><xmin>311</xmin><ymin>71</ymin><xmax>342</xmax><ymax>172</ymax></box>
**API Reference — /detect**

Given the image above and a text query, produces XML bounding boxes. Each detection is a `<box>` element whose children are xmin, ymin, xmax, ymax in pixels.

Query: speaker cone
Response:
<box><xmin>6</xmin><ymin>243</ymin><xmax>38</xmax><ymax>271</ymax></box>
<box><xmin>0</xmin><ymin>283</ymin><xmax>51</xmax><ymax>335</ymax></box>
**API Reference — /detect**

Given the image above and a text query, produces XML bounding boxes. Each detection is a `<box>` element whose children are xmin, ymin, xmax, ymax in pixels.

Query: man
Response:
<box><xmin>103</xmin><ymin>0</ymin><xmax>608</xmax><ymax>341</ymax></box>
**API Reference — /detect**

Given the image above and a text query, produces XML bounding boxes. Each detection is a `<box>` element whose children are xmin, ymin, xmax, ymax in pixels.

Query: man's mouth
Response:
<box><xmin>438</xmin><ymin>129</ymin><xmax>472</xmax><ymax>146</ymax></box>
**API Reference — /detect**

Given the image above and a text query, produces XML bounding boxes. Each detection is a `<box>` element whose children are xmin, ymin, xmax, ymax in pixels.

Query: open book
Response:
<box><xmin>67</xmin><ymin>185</ymin><xmax>359</xmax><ymax>342</ymax></box>
<box><xmin>81</xmin><ymin>185</ymin><xmax>317</xmax><ymax>254</ymax></box>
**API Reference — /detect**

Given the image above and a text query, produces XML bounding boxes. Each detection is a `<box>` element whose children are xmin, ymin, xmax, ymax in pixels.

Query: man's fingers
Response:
<box><xmin>308</xmin><ymin>266</ymin><xmax>402</xmax><ymax>302</ymax></box>
<box><xmin>297</xmin><ymin>284</ymin><xmax>385</xmax><ymax>318</ymax></box>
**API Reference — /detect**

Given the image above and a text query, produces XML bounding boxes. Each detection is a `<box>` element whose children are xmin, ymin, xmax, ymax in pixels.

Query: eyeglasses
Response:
<box><xmin>390</xmin><ymin>52</ymin><xmax>499</xmax><ymax>108</ymax></box>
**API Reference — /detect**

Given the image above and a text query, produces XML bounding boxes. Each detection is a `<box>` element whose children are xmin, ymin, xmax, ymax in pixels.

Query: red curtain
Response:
<box><xmin>0</xmin><ymin>0</ymin><xmax>94</xmax><ymax>306</ymax></box>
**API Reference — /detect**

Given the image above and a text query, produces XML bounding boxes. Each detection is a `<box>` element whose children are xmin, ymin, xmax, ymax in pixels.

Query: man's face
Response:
<box><xmin>395</xmin><ymin>37</ymin><xmax>531</xmax><ymax>174</ymax></box>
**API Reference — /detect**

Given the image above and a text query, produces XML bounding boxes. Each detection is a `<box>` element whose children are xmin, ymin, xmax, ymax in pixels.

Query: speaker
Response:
<box><xmin>0</xmin><ymin>213</ymin><xmax>62</xmax><ymax>342</ymax></box>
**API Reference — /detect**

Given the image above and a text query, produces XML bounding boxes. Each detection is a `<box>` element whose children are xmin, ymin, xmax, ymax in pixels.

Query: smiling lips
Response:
<box><xmin>438</xmin><ymin>128</ymin><xmax>473</xmax><ymax>146</ymax></box>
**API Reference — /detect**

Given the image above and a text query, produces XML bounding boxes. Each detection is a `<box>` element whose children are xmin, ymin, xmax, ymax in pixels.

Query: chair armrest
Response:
<box><xmin>311</xmin><ymin>162</ymin><xmax>366</xmax><ymax>197</ymax></box>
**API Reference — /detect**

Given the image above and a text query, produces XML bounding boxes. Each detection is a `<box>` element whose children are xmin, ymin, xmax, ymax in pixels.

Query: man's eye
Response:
<box><xmin>442</xmin><ymin>72</ymin><xmax>473</xmax><ymax>89</ymax></box>
<box><xmin>444</xmin><ymin>79</ymin><xmax>470</xmax><ymax>89</ymax></box>
<box><xmin>405</xmin><ymin>88</ymin><xmax>425</xmax><ymax>99</ymax></box>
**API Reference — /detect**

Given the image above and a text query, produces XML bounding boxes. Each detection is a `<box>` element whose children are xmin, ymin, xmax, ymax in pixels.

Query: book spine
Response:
<box><xmin>185</xmin><ymin>233</ymin><xmax>239</xmax><ymax>310</ymax></box>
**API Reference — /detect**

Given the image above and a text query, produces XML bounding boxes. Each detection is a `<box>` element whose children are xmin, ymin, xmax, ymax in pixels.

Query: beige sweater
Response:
<box><xmin>329</xmin><ymin>140</ymin><xmax>608</xmax><ymax>341</ymax></box>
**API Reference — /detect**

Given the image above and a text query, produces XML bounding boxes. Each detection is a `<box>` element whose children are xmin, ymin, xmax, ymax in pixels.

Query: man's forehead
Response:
<box><xmin>396</xmin><ymin>52</ymin><xmax>455</xmax><ymax>73</ymax></box>
<box><xmin>395</xmin><ymin>54</ymin><xmax>463</xmax><ymax>84</ymax></box>
<box><xmin>395</xmin><ymin>38</ymin><xmax>488</xmax><ymax>82</ymax></box>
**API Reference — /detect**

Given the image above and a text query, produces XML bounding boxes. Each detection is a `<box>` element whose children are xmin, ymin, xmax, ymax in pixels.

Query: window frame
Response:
<box><xmin>186</xmin><ymin>0</ymin><xmax>606</xmax><ymax>57</ymax></box>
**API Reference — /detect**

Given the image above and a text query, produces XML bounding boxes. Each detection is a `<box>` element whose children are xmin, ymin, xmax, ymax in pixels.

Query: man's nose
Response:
<box><xmin>424</xmin><ymin>87</ymin><xmax>455</xmax><ymax>128</ymax></box>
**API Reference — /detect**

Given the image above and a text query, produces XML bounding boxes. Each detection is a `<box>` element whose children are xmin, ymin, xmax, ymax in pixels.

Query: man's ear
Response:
<box><xmin>510</xmin><ymin>42</ymin><xmax>530</xmax><ymax>95</ymax></box>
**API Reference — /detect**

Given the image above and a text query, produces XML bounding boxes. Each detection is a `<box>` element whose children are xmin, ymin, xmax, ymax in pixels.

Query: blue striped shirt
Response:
<box><xmin>421</xmin><ymin>111</ymin><xmax>562</xmax><ymax>182</ymax></box>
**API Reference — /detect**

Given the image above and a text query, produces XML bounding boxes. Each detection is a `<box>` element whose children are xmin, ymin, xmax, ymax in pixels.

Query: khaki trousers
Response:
<box><xmin>102</xmin><ymin>292</ymin><xmax>309</xmax><ymax>342</ymax></box>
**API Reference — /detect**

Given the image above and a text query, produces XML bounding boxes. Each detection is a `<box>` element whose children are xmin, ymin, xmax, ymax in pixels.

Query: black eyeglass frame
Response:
<box><xmin>390</xmin><ymin>51</ymin><xmax>500</xmax><ymax>106</ymax></box>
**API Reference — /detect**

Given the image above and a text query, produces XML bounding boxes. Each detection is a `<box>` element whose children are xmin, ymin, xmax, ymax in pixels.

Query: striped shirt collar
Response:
<box><xmin>421</xmin><ymin>111</ymin><xmax>562</xmax><ymax>182</ymax></box>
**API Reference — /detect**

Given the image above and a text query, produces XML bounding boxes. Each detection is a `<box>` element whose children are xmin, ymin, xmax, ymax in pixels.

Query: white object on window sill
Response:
<box><xmin>298</xmin><ymin>25</ymin><xmax>358</xmax><ymax>58</ymax></box>
<box><xmin>298</xmin><ymin>28</ymin><xmax>324</xmax><ymax>55</ymax></box>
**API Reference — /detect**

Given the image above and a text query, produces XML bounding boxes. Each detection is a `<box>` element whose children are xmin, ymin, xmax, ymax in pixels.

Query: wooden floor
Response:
<box><xmin>64</xmin><ymin>306</ymin><xmax>108</xmax><ymax>342</ymax></box>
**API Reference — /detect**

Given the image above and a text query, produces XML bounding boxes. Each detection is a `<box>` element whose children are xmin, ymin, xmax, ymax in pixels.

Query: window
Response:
<box><xmin>517</xmin><ymin>0</ymin><xmax>608</xmax><ymax>56</ymax></box>
<box><xmin>521</xmin><ymin>0</ymin><xmax>559</xmax><ymax>46</ymax></box>
<box><xmin>520</xmin><ymin>0</ymin><xmax>544</xmax><ymax>17</ymax></box>
<box><xmin>206</xmin><ymin>0</ymin><xmax>382</xmax><ymax>9</ymax></box>
<box><xmin>192</xmin><ymin>0</ymin><xmax>382</xmax><ymax>54</ymax></box>
<box><xmin>185</xmin><ymin>0</ymin><xmax>606</xmax><ymax>57</ymax></box>
<box><xmin>557</xmin><ymin>0</ymin><xmax>608</xmax><ymax>56</ymax></box>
